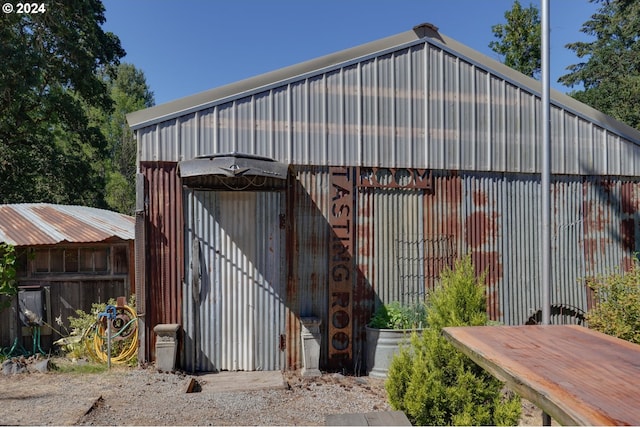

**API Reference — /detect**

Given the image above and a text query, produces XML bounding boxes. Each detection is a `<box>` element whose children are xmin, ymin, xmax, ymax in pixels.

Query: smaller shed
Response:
<box><xmin>0</xmin><ymin>203</ymin><xmax>135</xmax><ymax>354</ymax></box>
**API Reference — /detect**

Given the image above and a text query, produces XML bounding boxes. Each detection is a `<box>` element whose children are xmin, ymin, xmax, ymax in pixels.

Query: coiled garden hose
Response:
<box><xmin>84</xmin><ymin>304</ymin><xmax>138</xmax><ymax>365</ymax></box>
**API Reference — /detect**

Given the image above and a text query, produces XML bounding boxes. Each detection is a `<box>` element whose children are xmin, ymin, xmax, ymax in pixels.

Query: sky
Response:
<box><xmin>102</xmin><ymin>0</ymin><xmax>599</xmax><ymax>106</ymax></box>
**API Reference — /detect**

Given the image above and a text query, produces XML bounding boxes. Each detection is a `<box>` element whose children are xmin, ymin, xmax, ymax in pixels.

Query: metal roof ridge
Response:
<box><xmin>126</xmin><ymin>22</ymin><xmax>640</xmax><ymax>144</ymax></box>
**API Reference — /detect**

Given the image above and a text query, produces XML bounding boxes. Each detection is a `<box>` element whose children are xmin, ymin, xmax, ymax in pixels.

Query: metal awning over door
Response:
<box><xmin>178</xmin><ymin>153</ymin><xmax>289</xmax><ymax>190</ymax></box>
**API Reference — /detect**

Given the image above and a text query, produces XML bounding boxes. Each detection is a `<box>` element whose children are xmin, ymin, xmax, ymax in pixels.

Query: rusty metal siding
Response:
<box><xmin>358</xmin><ymin>188</ymin><xmax>425</xmax><ymax>306</ymax></box>
<box><xmin>552</xmin><ymin>176</ymin><xmax>586</xmax><ymax>321</ymax></box>
<box><xmin>140</xmin><ymin>162</ymin><xmax>183</xmax><ymax>364</ymax></box>
<box><xmin>582</xmin><ymin>178</ymin><xmax>624</xmax><ymax>279</ymax></box>
<box><xmin>291</xmin><ymin>166</ymin><xmax>331</xmax><ymax>369</ymax></box>
<box><xmin>463</xmin><ymin>173</ymin><xmax>504</xmax><ymax>321</ymax></box>
<box><xmin>138</xmin><ymin>161</ymin><xmax>640</xmax><ymax>370</ymax></box>
<box><xmin>352</xmin><ymin>172</ymin><xmax>640</xmax><ymax>327</ymax></box>
<box><xmin>500</xmin><ymin>175</ymin><xmax>540</xmax><ymax>325</ymax></box>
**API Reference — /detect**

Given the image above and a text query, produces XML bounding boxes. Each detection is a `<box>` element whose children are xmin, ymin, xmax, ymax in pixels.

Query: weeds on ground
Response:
<box><xmin>51</xmin><ymin>358</ymin><xmax>109</xmax><ymax>374</ymax></box>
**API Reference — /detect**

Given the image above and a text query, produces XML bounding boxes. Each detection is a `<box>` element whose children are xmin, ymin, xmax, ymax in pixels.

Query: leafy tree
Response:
<box><xmin>386</xmin><ymin>255</ymin><xmax>521</xmax><ymax>426</ymax></box>
<box><xmin>559</xmin><ymin>0</ymin><xmax>640</xmax><ymax>129</ymax></box>
<box><xmin>90</xmin><ymin>63</ymin><xmax>154</xmax><ymax>214</ymax></box>
<box><xmin>0</xmin><ymin>0</ymin><xmax>125</xmax><ymax>205</ymax></box>
<box><xmin>489</xmin><ymin>0</ymin><xmax>542</xmax><ymax>78</ymax></box>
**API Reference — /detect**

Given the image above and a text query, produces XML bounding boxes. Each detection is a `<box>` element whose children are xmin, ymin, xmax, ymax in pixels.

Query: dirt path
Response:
<box><xmin>0</xmin><ymin>359</ymin><xmax>548</xmax><ymax>426</ymax></box>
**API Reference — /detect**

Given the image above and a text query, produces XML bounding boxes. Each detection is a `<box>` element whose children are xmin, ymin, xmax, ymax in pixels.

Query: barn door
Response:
<box><xmin>183</xmin><ymin>190</ymin><xmax>286</xmax><ymax>372</ymax></box>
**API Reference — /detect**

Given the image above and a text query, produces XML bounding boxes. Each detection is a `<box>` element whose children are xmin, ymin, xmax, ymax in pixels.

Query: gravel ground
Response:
<box><xmin>0</xmin><ymin>357</ymin><xmax>547</xmax><ymax>426</ymax></box>
<box><xmin>0</xmin><ymin>358</ymin><xmax>391</xmax><ymax>426</ymax></box>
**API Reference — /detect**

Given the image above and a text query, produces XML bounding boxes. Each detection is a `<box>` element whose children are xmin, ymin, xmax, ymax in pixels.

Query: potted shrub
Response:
<box><xmin>365</xmin><ymin>300</ymin><xmax>427</xmax><ymax>378</ymax></box>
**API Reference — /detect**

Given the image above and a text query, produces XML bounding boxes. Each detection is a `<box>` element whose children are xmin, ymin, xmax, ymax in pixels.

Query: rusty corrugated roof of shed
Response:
<box><xmin>127</xmin><ymin>23</ymin><xmax>640</xmax><ymax>144</ymax></box>
<box><xmin>0</xmin><ymin>204</ymin><xmax>135</xmax><ymax>246</ymax></box>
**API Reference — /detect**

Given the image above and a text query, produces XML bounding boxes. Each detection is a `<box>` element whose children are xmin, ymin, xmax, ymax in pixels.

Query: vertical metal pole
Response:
<box><xmin>107</xmin><ymin>318</ymin><xmax>112</xmax><ymax>369</ymax></box>
<box><xmin>541</xmin><ymin>0</ymin><xmax>552</xmax><ymax>424</ymax></box>
<box><xmin>541</xmin><ymin>0</ymin><xmax>551</xmax><ymax>326</ymax></box>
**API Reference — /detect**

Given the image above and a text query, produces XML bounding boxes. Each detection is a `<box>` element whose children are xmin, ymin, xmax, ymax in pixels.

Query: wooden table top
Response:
<box><xmin>442</xmin><ymin>325</ymin><xmax>640</xmax><ymax>426</ymax></box>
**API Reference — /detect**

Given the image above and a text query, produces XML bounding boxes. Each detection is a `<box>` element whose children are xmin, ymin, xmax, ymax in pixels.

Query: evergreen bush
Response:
<box><xmin>385</xmin><ymin>254</ymin><xmax>521</xmax><ymax>426</ymax></box>
<box><xmin>585</xmin><ymin>261</ymin><xmax>640</xmax><ymax>344</ymax></box>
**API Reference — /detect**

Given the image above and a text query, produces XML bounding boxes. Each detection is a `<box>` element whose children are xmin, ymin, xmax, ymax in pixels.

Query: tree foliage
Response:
<box><xmin>91</xmin><ymin>63</ymin><xmax>154</xmax><ymax>214</ymax></box>
<box><xmin>489</xmin><ymin>0</ymin><xmax>541</xmax><ymax>78</ymax></box>
<box><xmin>0</xmin><ymin>243</ymin><xmax>18</xmax><ymax>311</ymax></box>
<box><xmin>0</xmin><ymin>0</ymin><xmax>125</xmax><ymax>205</ymax></box>
<box><xmin>385</xmin><ymin>255</ymin><xmax>521</xmax><ymax>426</ymax></box>
<box><xmin>559</xmin><ymin>0</ymin><xmax>640</xmax><ymax>129</ymax></box>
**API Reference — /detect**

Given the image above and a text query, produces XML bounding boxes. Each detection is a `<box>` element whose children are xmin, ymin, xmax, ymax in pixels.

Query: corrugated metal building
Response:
<box><xmin>127</xmin><ymin>24</ymin><xmax>640</xmax><ymax>373</ymax></box>
<box><xmin>0</xmin><ymin>204</ymin><xmax>135</xmax><ymax>352</ymax></box>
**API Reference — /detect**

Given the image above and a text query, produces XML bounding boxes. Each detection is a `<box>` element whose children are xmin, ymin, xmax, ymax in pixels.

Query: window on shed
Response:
<box><xmin>31</xmin><ymin>247</ymin><xmax>113</xmax><ymax>274</ymax></box>
<box><xmin>112</xmin><ymin>246</ymin><xmax>128</xmax><ymax>274</ymax></box>
<box><xmin>50</xmin><ymin>249</ymin><xmax>64</xmax><ymax>272</ymax></box>
<box><xmin>34</xmin><ymin>250</ymin><xmax>48</xmax><ymax>272</ymax></box>
<box><xmin>79</xmin><ymin>248</ymin><xmax>109</xmax><ymax>273</ymax></box>
<box><xmin>79</xmin><ymin>249</ymin><xmax>92</xmax><ymax>272</ymax></box>
<box><xmin>65</xmin><ymin>249</ymin><xmax>78</xmax><ymax>272</ymax></box>
<box><xmin>94</xmin><ymin>248</ymin><xmax>108</xmax><ymax>272</ymax></box>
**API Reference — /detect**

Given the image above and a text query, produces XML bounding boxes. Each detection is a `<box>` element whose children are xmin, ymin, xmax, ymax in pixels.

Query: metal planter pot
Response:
<box><xmin>365</xmin><ymin>326</ymin><xmax>421</xmax><ymax>378</ymax></box>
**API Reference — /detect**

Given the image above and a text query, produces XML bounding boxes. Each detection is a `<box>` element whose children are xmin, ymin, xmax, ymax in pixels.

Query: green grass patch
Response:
<box><xmin>51</xmin><ymin>359</ymin><xmax>109</xmax><ymax>374</ymax></box>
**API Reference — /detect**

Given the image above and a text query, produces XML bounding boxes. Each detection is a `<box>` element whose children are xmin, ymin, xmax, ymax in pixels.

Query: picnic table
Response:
<box><xmin>442</xmin><ymin>325</ymin><xmax>640</xmax><ymax>426</ymax></box>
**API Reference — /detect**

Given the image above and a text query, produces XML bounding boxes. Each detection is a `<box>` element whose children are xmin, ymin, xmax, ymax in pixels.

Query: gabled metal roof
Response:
<box><xmin>127</xmin><ymin>24</ymin><xmax>437</xmax><ymax>129</ymax></box>
<box><xmin>0</xmin><ymin>204</ymin><xmax>135</xmax><ymax>246</ymax></box>
<box><xmin>127</xmin><ymin>23</ymin><xmax>640</xmax><ymax>144</ymax></box>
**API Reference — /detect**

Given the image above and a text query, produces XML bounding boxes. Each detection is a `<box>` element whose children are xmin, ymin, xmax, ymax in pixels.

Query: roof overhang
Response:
<box><xmin>178</xmin><ymin>153</ymin><xmax>289</xmax><ymax>180</ymax></box>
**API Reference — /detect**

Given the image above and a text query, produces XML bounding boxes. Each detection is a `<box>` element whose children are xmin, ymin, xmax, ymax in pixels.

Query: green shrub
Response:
<box><xmin>385</xmin><ymin>254</ymin><xmax>521</xmax><ymax>426</ymax></box>
<box><xmin>585</xmin><ymin>261</ymin><xmax>640</xmax><ymax>344</ymax></box>
<box><xmin>0</xmin><ymin>243</ymin><xmax>17</xmax><ymax>311</ymax></box>
<box><xmin>368</xmin><ymin>301</ymin><xmax>428</xmax><ymax>329</ymax></box>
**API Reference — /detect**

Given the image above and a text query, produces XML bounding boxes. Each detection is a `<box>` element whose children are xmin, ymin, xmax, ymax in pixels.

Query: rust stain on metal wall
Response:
<box><xmin>472</xmin><ymin>189</ymin><xmax>488</xmax><ymax>207</ymax></box>
<box><xmin>464</xmin><ymin>177</ymin><xmax>502</xmax><ymax>321</ymax></box>
<box><xmin>621</xmin><ymin>218</ymin><xmax>635</xmax><ymax>253</ymax></box>
<box><xmin>621</xmin><ymin>182</ymin><xmax>635</xmax><ymax>215</ymax></box>
<box><xmin>289</xmin><ymin>166</ymin><xmax>335</xmax><ymax>371</ymax></box>
<box><xmin>141</xmin><ymin>162</ymin><xmax>184</xmax><ymax>362</ymax></box>
<box><xmin>472</xmin><ymin>251</ymin><xmax>503</xmax><ymax>320</ymax></box>
<box><xmin>582</xmin><ymin>179</ymin><xmax>621</xmax><ymax>275</ymax></box>
<box><xmin>354</xmin><ymin>184</ymin><xmax>375</xmax><ymax>375</ymax></box>
<box><xmin>620</xmin><ymin>181</ymin><xmax>639</xmax><ymax>272</ymax></box>
<box><xmin>583</xmin><ymin>202</ymin><xmax>606</xmax><ymax>233</ymax></box>
<box><xmin>423</xmin><ymin>174</ymin><xmax>463</xmax><ymax>289</ymax></box>
<box><xmin>465</xmin><ymin>211</ymin><xmax>498</xmax><ymax>249</ymax></box>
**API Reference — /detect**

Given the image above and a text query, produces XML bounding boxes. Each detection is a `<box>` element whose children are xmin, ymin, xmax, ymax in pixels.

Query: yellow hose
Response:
<box><xmin>85</xmin><ymin>305</ymin><xmax>138</xmax><ymax>365</ymax></box>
